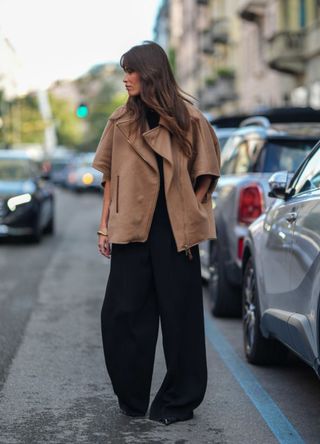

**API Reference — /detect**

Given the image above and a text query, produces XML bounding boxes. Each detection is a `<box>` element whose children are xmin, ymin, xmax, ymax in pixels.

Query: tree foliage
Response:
<box><xmin>49</xmin><ymin>93</ymin><xmax>83</xmax><ymax>147</ymax></box>
<box><xmin>83</xmin><ymin>81</ymin><xmax>126</xmax><ymax>151</ymax></box>
<box><xmin>0</xmin><ymin>92</ymin><xmax>45</xmax><ymax>146</ymax></box>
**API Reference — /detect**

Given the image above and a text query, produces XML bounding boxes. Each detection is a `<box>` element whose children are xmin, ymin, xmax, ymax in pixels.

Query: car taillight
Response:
<box><xmin>238</xmin><ymin>237</ymin><xmax>244</xmax><ymax>259</ymax></box>
<box><xmin>238</xmin><ymin>184</ymin><xmax>264</xmax><ymax>225</ymax></box>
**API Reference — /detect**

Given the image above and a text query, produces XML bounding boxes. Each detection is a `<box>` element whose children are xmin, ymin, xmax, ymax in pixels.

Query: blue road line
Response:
<box><xmin>204</xmin><ymin>312</ymin><xmax>305</xmax><ymax>444</ymax></box>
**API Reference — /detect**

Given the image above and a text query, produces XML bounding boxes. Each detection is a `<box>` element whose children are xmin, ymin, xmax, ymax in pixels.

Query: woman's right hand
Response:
<box><xmin>98</xmin><ymin>234</ymin><xmax>111</xmax><ymax>258</ymax></box>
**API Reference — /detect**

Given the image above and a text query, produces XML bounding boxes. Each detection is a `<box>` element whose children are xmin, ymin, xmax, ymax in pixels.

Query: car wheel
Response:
<box><xmin>30</xmin><ymin>216</ymin><xmax>42</xmax><ymax>243</ymax></box>
<box><xmin>43</xmin><ymin>200</ymin><xmax>55</xmax><ymax>235</ymax></box>
<box><xmin>242</xmin><ymin>256</ymin><xmax>287</xmax><ymax>365</ymax></box>
<box><xmin>44</xmin><ymin>215</ymin><xmax>54</xmax><ymax>235</ymax></box>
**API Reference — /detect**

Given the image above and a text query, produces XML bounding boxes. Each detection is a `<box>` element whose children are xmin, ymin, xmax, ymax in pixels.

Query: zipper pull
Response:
<box><xmin>185</xmin><ymin>245</ymin><xmax>193</xmax><ymax>260</ymax></box>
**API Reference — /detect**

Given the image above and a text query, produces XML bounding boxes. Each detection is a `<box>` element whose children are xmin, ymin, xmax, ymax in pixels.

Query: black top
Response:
<box><xmin>145</xmin><ymin>107</ymin><xmax>160</xmax><ymax>130</ymax></box>
<box><xmin>144</xmin><ymin>107</ymin><xmax>169</xmax><ymax>224</ymax></box>
<box><xmin>145</xmin><ymin>107</ymin><xmax>163</xmax><ymax>174</ymax></box>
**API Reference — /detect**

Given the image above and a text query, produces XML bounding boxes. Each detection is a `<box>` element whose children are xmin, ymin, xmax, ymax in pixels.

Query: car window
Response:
<box><xmin>217</xmin><ymin>136</ymin><xmax>229</xmax><ymax>150</ymax></box>
<box><xmin>293</xmin><ymin>147</ymin><xmax>320</xmax><ymax>194</ymax></box>
<box><xmin>262</xmin><ymin>139</ymin><xmax>314</xmax><ymax>173</ymax></box>
<box><xmin>221</xmin><ymin>136</ymin><xmax>264</xmax><ymax>174</ymax></box>
<box><xmin>220</xmin><ymin>136</ymin><xmax>240</xmax><ymax>174</ymax></box>
<box><xmin>0</xmin><ymin>159</ymin><xmax>32</xmax><ymax>181</ymax></box>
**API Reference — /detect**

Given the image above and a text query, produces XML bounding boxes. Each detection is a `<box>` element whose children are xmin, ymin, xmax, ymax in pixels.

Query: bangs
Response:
<box><xmin>120</xmin><ymin>51</ymin><xmax>138</xmax><ymax>72</ymax></box>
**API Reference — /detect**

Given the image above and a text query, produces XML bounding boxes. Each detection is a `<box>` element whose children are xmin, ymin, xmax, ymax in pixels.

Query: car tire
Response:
<box><xmin>44</xmin><ymin>215</ymin><xmax>54</xmax><ymax>235</ymax></box>
<box><xmin>242</xmin><ymin>256</ymin><xmax>287</xmax><ymax>365</ymax></box>
<box><xmin>30</xmin><ymin>216</ymin><xmax>42</xmax><ymax>243</ymax></box>
<box><xmin>43</xmin><ymin>200</ymin><xmax>55</xmax><ymax>235</ymax></box>
<box><xmin>209</xmin><ymin>240</ymin><xmax>242</xmax><ymax>317</ymax></box>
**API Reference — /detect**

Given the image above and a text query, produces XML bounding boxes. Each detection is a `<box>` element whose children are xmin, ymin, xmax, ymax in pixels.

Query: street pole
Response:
<box><xmin>36</xmin><ymin>89</ymin><xmax>57</xmax><ymax>156</ymax></box>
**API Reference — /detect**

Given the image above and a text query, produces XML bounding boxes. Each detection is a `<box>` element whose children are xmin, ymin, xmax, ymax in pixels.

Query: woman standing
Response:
<box><xmin>92</xmin><ymin>41</ymin><xmax>220</xmax><ymax>425</ymax></box>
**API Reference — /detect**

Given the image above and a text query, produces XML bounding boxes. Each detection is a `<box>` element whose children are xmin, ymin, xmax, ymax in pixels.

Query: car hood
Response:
<box><xmin>0</xmin><ymin>180</ymin><xmax>36</xmax><ymax>198</ymax></box>
<box><xmin>74</xmin><ymin>166</ymin><xmax>102</xmax><ymax>175</ymax></box>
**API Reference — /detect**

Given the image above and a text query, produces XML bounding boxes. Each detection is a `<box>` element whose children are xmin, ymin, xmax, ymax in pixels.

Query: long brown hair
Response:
<box><xmin>120</xmin><ymin>41</ymin><xmax>193</xmax><ymax>157</ymax></box>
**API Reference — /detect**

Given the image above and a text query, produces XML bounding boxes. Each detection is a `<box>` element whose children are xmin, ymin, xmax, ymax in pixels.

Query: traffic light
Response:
<box><xmin>76</xmin><ymin>103</ymin><xmax>89</xmax><ymax>118</ymax></box>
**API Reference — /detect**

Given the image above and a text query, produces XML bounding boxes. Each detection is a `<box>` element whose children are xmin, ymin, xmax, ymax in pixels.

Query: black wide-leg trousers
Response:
<box><xmin>101</xmin><ymin>158</ymin><xmax>207</xmax><ymax>420</ymax></box>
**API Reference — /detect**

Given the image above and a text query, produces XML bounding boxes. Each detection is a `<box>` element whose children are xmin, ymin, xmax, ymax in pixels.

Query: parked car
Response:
<box><xmin>241</xmin><ymin>140</ymin><xmax>320</xmax><ymax>376</ymax></box>
<box><xmin>200</xmin><ymin>116</ymin><xmax>320</xmax><ymax>317</ymax></box>
<box><xmin>66</xmin><ymin>152</ymin><xmax>102</xmax><ymax>192</ymax></box>
<box><xmin>0</xmin><ymin>150</ymin><xmax>55</xmax><ymax>242</ymax></box>
<box><xmin>214</xmin><ymin>127</ymin><xmax>237</xmax><ymax>151</ymax></box>
<box><xmin>48</xmin><ymin>149</ymin><xmax>75</xmax><ymax>186</ymax></box>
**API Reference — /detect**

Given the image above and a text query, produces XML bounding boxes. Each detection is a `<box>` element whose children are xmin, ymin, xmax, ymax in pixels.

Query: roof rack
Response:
<box><xmin>240</xmin><ymin>116</ymin><xmax>271</xmax><ymax>129</ymax></box>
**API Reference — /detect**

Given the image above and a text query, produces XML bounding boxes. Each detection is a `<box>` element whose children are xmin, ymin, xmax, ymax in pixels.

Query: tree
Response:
<box><xmin>0</xmin><ymin>92</ymin><xmax>46</xmax><ymax>146</ymax></box>
<box><xmin>49</xmin><ymin>93</ymin><xmax>83</xmax><ymax>147</ymax></box>
<box><xmin>84</xmin><ymin>81</ymin><xmax>126</xmax><ymax>151</ymax></box>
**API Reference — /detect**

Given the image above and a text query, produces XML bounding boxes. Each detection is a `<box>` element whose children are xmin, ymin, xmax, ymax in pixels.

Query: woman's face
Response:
<box><xmin>123</xmin><ymin>69</ymin><xmax>141</xmax><ymax>96</ymax></box>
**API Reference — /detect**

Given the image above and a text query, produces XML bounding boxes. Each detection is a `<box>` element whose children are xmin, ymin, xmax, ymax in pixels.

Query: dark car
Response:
<box><xmin>0</xmin><ymin>150</ymin><xmax>55</xmax><ymax>242</ymax></box>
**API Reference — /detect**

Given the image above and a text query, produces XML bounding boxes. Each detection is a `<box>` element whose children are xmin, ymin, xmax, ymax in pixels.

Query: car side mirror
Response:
<box><xmin>268</xmin><ymin>171</ymin><xmax>292</xmax><ymax>199</ymax></box>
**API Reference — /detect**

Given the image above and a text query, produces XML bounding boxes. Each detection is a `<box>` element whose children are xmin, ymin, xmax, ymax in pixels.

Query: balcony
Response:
<box><xmin>201</xmin><ymin>77</ymin><xmax>237</xmax><ymax>109</ymax></box>
<box><xmin>266</xmin><ymin>31</ymin><xmax>306</xmax><ymax>75</ymax></box>
<box><xmin>238</xmin><ymin>0</ymin><xmax>267</xmax><ymax>22</ymax></box>
<box><xmin>305</xmin><ymin>21</ymin><xmax>320</xmax><ymax>58</ymax></box>
<box><xmin>201</xmin><ymin>29</ymin><xmax>214</xmax><ymax>54</ymax></box>
<box><xmin>212</xmin><ymin>18</ymin><xmax>229</xmax><ymax>44</ymax></box>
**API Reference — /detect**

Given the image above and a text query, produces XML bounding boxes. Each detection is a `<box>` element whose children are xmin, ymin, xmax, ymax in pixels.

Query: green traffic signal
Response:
<box><xmin>76</xmin><ymin>103</ymin><xmax>89</xmax><ymax>118</ymax></box>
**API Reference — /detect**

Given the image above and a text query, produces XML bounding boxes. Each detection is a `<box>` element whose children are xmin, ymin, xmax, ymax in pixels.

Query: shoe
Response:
<box><xmin>119</xmin><ymin>404</ymin><xmax>146</xmax><ymax>418</ymax></box>
<box><xmin>151</xmin><ymin>412</ymin><xmax>193</xmax><ymax>425</ymax></box>
<box><xmin>120</xmin><ymin>408</ymin><xmax>145</xmax><ymax>418</ymax></box>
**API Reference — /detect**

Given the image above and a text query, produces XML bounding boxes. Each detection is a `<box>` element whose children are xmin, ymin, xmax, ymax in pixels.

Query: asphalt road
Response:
<box><xmin>0</xmin><ymin>188</ymin><xmax>320</xmax><ymax>444</ymax></box>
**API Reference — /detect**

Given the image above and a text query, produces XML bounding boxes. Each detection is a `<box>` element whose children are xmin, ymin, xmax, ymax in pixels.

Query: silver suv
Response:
<box><xmin>241</xmin><ymin>140</ymin><xmax>320</xmax><ymax>375</ymax></box>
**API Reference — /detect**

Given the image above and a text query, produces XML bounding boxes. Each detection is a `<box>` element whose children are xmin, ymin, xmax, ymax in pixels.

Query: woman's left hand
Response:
<box><xmin>98</xmin><ymin>235</ymin><xmax>111</xmax><ymax>258</ymax></box>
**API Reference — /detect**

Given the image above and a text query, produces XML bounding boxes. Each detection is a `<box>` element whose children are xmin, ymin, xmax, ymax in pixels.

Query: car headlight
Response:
<box><xmin>7</xmin><ymin>193</ymin><xmax>32</xmax><ymax>211</ymax></box>
<box><xmin>82</xmin><ymin>173</ymin><xmax>94</xmax><ymax>185</ymax></box>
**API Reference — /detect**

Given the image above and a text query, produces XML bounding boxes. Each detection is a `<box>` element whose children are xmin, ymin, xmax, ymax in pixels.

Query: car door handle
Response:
<box><xmin>286</xmin><ymin>212</ymin><xmax>297</xmax><ymax>223</ymax></box>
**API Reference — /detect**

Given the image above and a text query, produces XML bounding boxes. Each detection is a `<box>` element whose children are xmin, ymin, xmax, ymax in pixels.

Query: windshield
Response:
<box><xmin>217</xmin><ymin>137</ymin><xmax>229</xmax><ymax>150</ymax></box>
<box><xmin>262</xmin><ymin>139</ymin><xmax>316</xmax><ymax>173</ymax></box>
<box><xmin>0</xmin><ymin>159</ymin><xmax>33</xmax><ymax>181</ymax></box>
<box><xmin>51</xmin><ymin>159</ymin><xmax>70</xmax><ymax>172</ymax></box>
<box><xmin>74</xmin><ymin>154</ymin><xmax>95</xmax><ymax>168</ymax></box>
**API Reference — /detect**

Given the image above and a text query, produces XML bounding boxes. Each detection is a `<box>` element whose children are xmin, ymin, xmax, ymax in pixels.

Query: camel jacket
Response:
<box><xmin>92</xmin><ymin>102</ymin><xmax>221</xmax><ymax>254</ymax></box>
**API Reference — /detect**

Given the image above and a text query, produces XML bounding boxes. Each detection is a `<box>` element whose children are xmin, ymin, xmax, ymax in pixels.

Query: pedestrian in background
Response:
<box><xmin>92</xmin><ymin>41</ymin><xmax>220</xmax><ymax>425</ymax></box>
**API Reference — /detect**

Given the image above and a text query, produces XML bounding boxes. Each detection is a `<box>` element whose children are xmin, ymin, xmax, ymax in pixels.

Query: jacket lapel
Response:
<box><xmin>116</xmin><ymin>118</ymin><xmax>158</xmax><ymax>172</ymax></box>
<box><xmin>143</xmin><ymin>123</ymin><xmax>175</xmax><ymax>192</ymax></box>
<box><xmin>116</xmin><ymin>115</ymin><xmax>175</xmax><ymax>192</ymax></box>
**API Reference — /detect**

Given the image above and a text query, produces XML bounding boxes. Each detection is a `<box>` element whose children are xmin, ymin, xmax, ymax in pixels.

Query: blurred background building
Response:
<box><xmin>0</xmin><ymin>26</ymin><xmax>20</xmax><ymax>101</ymax></box>
<box><xmin>1</xmin><ymin>0</ymin><xmax>320</xmax><ymax>153</ymax></box>
<box><xmin>154</xmin><ymin>0</ymin><xmax>320</xmax><ymax>115</ymax></box>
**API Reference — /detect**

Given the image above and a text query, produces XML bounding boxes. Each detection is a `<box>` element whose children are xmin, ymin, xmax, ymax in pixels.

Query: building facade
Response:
<box><xmin>154</xmin><ymin>0</ymin><xmax>320</xmax><ymax>115</ymax></box>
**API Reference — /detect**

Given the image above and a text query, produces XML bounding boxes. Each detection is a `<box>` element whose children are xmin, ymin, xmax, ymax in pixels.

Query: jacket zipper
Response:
<box><xmin>116</xmin><ymin>175</ymin><xmax>119</xmax><ymax>213</ymax></box>
<box><xmin>177</xmin><ymin>156</ymin><xmax>193</xmax><ymax>260</ymax></box>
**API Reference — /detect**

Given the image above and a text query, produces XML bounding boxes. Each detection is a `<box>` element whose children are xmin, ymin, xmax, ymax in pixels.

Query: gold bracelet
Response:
<box><xmin>97</xmin><ymin>229</ymin><xmax>108</xmax><ymax>236</ymax></box>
